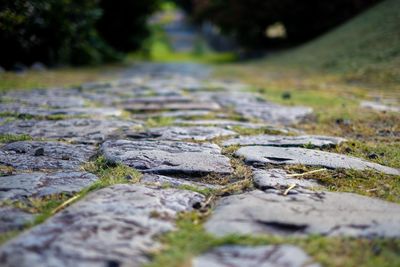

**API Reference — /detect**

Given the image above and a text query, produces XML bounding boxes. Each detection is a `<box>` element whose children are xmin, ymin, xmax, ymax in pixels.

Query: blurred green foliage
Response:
<box><xmin>0</xmin><ymin>0</ymin><xmax>159</xmax><ymax>68</ymax></box>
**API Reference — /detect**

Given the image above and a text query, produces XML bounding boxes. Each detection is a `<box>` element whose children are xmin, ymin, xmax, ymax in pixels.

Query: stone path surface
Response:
<box><xmin>0</xmin><ymin>62</ymin><xmax>399</xmax><ymax>267</ymax></box>
<box><xmin>192</xmin><ymin>245</ymin><xmax>320</xmax><ymax>267</ymax></box>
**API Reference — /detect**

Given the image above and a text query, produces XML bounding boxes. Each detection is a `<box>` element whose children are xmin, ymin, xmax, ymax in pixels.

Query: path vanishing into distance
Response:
<box><xmin>1</xmin><ymin>9</ymin><xmax>400</xmax><ymax>267</ymax></box>
<box><xmin>0</xmin><ymin>62</ymin><xmax>400</xmax><ymax>267</ymax></box>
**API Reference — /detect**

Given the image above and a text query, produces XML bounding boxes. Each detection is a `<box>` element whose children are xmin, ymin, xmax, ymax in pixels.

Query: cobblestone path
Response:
<box><xmin>0</xmin><ymin>63</ymin><xmax>399</xmax><ymax>267</ymax></box>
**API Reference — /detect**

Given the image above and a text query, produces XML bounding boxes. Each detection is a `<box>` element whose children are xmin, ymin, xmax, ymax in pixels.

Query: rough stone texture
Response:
<box><xmin>0</xmin><ymin>207</ymin><xmax>34</xmax><ymax>233</ymax></box>
<box><xmin>0</xmin><ymin>103</ymin><xmax>122</xmax><ymax>118</ymax></box>
<box><xmin>361</xmin><ymin>101</ymin><xmax>400</xmax><ymax>113</ymax></box>
<box><xmin>140</xmin><ymin>174</ymin><xmax>221</xmax><ymax>189</ymax></box>
<box><xmin>134</xmin><ymin>110</ymin><xmax>211</xmax><ymax>119</ymax></box>
<box><xmin>205</xmin><ymin>190</ymin><xmax>400</xmax><ymax>237</ymax></box>
<box><xmin>0</xmin><ymin>184</ymin><xmax>205</xmax><ymax>267</ymax></box>
<box><xmin>253</xmin><ymin>169</ymin><xmax>320</xmax><ymax>191</ymax></box>
<box><xmin>3</xmin><ymin>89</ymin><xmax>86</xmax><ymax>108</ymax></box>
<box><xmin>236</xmin><ymin>104</ymin><xmax>313</xmax><ymax>125</ymax></box>
<box><xmin>236</xmin><ymin>146</ymin><xmax>400</xmax><ymax>175</ymax></box>
<box><xmin>101</xmin><ymin>140</ymin><xmax>233</xmax><ymax>175</ymax></box>
<box><xmin>0</xmin><ymin>141</ymin><xmax>96</xmax><ymax>170</ymax></box>
<box><xmin>123</xmin><ymin>101</ymin><xmax>220</xmax><ymax>112</ymax></box>
<box><xmin>0</xmin><ymin>119</ymin><xmax>139</xmax><ymax>144</ymax></box>
<box><xmin>175</xmin><ymin>119</ymin><xmax>303</xmax><ymax>134</ymax></box>
<box><xmin>223</xmin><ymin>135</ymin><xmax>346</xmax><ymax>148</ymax></box>
<box><xmin>126</xmin><ymin>126</ymin><xmax>236</xmax><ymax>141</ymax></box>
<box><xmin>194</xmin><ymin>91</ymin><xmax>312</xmax><ymax>125</ymax></box>
<box><xmin>0</xmin><ymin>171</ymin><xmax>98</xmax><ymax>200</ymax></box>
<box><xmin>192</xmin><ymin>245</ymin><xmax>320</xmax><ymax>267</ymax></box>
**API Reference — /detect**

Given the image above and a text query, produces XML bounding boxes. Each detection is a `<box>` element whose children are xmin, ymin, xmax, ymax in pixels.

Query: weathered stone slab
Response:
<box><xmin>123</xmin><ymin>101</ymin><xmax>220</xmax><ymax>112</ymax></box>
<box><xmin>236</xmin><ymin>104</ymin><xmax>313</xmax><ymax>125</ymax></box>
<box><xmin>0</xmin><ymin>141</ymin><xmax>96</xmax><ymax>170</ymax></box>
<box><xmin>176</xmin><ymin>119</ymin><xmax>267</xmax><ymax>129</ymax></box>
<box><xmin>0</xmin><ymin>184</ymin><xmax>205</xmax><ymax>267</ymax></box>
<box><xmin>0</xmin><ymin>119</ymin><xmax>139</xmax><ymax>144</ymax></box>
<box><xmin>101</xmin><ymin>140</ymin><xmax>233</xmax><ymax>175</ymax></box>
<box><xmin>253</xmin><ymin>169</ymin><xmax>320</xmax><ymax>191</ymax></box>
<box><xmin>175</xmin><ymin>119</ymin><xmax>301</xmax><ymax>134</ymax></box>
<box><xmin>0</xmin><ymin>171</ymin><xmax>98</xmax><ymax>201</ymax></box>
<box><xmin>236</xmin><ymin>146</ymin><xmax>400</xmax><ymax>175</ymax></box>
<box><xmin>126</xmin><ymin>126</ymin><xmax>236</xmax><ymax>141</ymax></box>
<box><xmin>3</xmin><ymin>89</ymin><xmax>86</xmax><ymax>108</ymax></box>
<box><xmin>134</xmin><ymin>110</ymin><xmax>212</xmax><ymax>119</ymax></box>
<box><xmin>192</xmin><ymin>245</ymin><xmax>320</xmax><ymax>267</ymax></box>
<box><xmin>205</xmin><ymin>190</ymin><xmax>400</xmax><ymax>237</ymax></box>
<box><xmin>194</xmin><ymin>91</ymin><xmax>312</xmax><ymax>125</ymax></box>
<box><xmin>361</xmin><ymin>101</ymin><xmax>400</xmax><ymax>113</ymax></box>
<box><xmin>223</xmin><ymin>135</ymin><xmax>346</xmax><ymax>148</ymax></box>
<box><xmin>0</xmin><ymin>207</ymin><xmax>34</xmax><ymax>233</ymax></box>
<box><xmin>0</xmin><ymin>103</ymin><xmax>122</xmax><ymax>117</ymax></box>
<box><xmin>140</xmin><ymin>174</ymin><xmax>221</xmax><ymax>189</ymax></box>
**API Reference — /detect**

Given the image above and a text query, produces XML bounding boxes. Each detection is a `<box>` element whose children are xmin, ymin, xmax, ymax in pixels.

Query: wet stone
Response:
<box><xmin>236</xmin><ymin>146</ymin><xmax>400</xmax><ymax>175</ymax></box>
<box><xmin>192</xmin><ymin>245</ymin><xmax>320</xmax><ymax>267</ymax></box>
<box><xmin>0</xmin><ymin>184</ymin><xmax>205</xmax><ymax>267</ymax></box>
<box><xmin>0</xmin><ymin>141</ymin><xmax>96</xmax><ymax>171</ymax></box>
<box><xmin>223</xmin><ymin>134</ymin><xmax>346</xmax><ymax>148</ymax></box>
<box><xmin>101</xmin><ymin>140</ymin><xmax>233</xmax><ymax>175</ymax></box>
<box><xmin>205</xmin><ymin>189</ymin><xmax>400</xmax><ymax>238</ymax></box>
<box><xmin>0</xmin><ymin>207</ymin><xmax>34</xmax><ymax>234</ymax></box>
<box><xmin>140</xmin><ymin>174</ymin><xmax>221</xmax><ymax>190</ymax></box>
<box><xmin>253</xmin><ymin>168</ymin><xmax>320</xmax><ymax>191</ymax></box>
<box><xmin>0</xmin><ymin>171</ymin><xmax>98</xmax><ymax>201</ymax></box>
<box><xmin>126</xmin><ymin>126</ymin><xmax>236</xmax><ymax>141</ymax></box>
<box><xmin>0</xmin><ymin>119</ymin><xmax>140</xmax><ymax>144</ymax></box>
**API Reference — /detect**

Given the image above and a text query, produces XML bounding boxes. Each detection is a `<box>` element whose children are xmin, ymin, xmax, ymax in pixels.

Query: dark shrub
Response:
<box><xmin>0</xmin><ymin>0</ymin><xmax>120</xmax><ymax>68</ymax></box>
<box><xmin>96</xmin><ymin>0</ymin><xmax>160</xmax><ymax>52</ymax></box>
<box><xmin>192</xmin><ymin>0</ymin><xmax>381</xmax><ymax>48</ymax></box>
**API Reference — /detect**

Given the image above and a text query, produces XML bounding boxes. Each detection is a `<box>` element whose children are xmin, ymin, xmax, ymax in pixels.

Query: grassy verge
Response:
<box><xmin>0</xmin><ymin>63</ymin><xmax>128</xmax><ymax>92</ymax></box>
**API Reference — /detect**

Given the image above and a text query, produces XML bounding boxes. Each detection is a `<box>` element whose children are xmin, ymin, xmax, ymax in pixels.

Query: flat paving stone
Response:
<box><xmin>0</xmin><ymin>141</ymin><xmax>96</xmax><ymax>171</ymax></box>
<box><xmin>236</xmin><ymin>104</ymin><xmax>313</xmax><ymax>125</ymax></box>
<box><xmin>0</xmin><ymin>206</ymin><xmax>34</xmax><ymax>233</ymax></box>
<box><xmin>175</xmin><ymin>119</ymin><xmax>303</xmax><ymax>133</ymax></box>
<box><xmin>236</xmin><ymin>146</ymin><xmax>400</xmax><ymax>175</ymax></box>
<box><xmin>195</xmin><ymin>91</ymin><xmax>312</xmax><ymax>125</ymax></box>
<box><xmin>253</xmin><ymin>168</ymin><xmax>320</xmax><ymax>191</ymax></box>
<box><xmin>0</xmin><ymin>103</ymin><xmax>122</xmax><ymax>117</ymax></box>
<box><xmin>3</xmin><ymin>89</ymin><xmax>86</xmax><ymax>108</ymax></box>
<box><xmin>0</xmin><ymin>118</ymin><xmax>139</xmax><ymax>144</ymax></box>
<box><xmin>101</xmin><ymin>140</ymin><xmax>233</xmax><ymax>175</ymax></box>
<box><xmin>123</xmin><ymin>101</ymin><xmax>220</xmax><ymax>112</ymax></box>
<box><xmin>140</xmin><ymin>174</ymin><xmax>221</xmax><ymax>189</ymax></box>
<box><xmin>0</xmin><ymin>184</ymin><xmax>205</xmax><ymax>267</ymax></box>
<box><xmin>134</xmin><ymin>110</ymin><xmax>212</xmax><ymax>119</ymax></box>
<box><xmin>223</xmin><ymin>135</ymin><xmax>346</xmax><ymax>148</ymax></box>
<box><xmin>126</xmin><ymin>126</ymin><xmax>236</xmax><ymax>141</ymax></box>
<box><xmin>205</xmin><ymin>189</ymin><xmax>400</xmax><ymax>237</ymax></box>
<box><xmin>361</xmin><ymin>101</ymin><xmax>400</xmax><ymax>113</ymax></box>
<box><xmin>0</xmin><ymin>171</ymin><xmax>98</xmax><ymax>201</ymax></box>
<box><xmin>192</xmin><ymin>245</ymin><xmax>320</xmax><ymax>267</ymax></box>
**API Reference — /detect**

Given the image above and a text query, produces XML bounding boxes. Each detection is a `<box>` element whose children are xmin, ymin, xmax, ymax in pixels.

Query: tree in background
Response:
<box><xmin>0</xmin><ymin>0</ymin><xmax>160</xmax><ymax>69</ymax></box>
<box><xmin>192</xmin><ymin>0</ymin><xmax>381</xmax><ymax>49</ymax></box>
<box><xmin>96</xmin><ymin>0</ymin><xmax>160</xmax><ymax>52</ymax></box>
